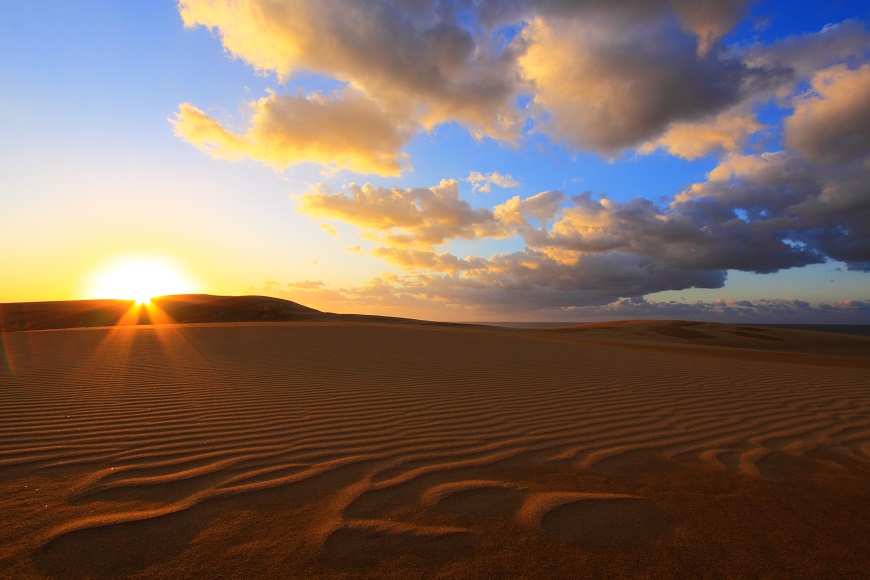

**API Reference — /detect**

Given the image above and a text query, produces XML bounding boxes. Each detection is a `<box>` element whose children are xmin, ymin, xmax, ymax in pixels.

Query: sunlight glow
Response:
<box><xmin>86</xmin><ymin>256</ymin><xmax>198</xmax><ymax>303</ymax></box>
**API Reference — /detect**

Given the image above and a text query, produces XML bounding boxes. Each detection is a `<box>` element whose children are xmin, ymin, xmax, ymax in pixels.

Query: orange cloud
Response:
<box><xmin>172</xmin><ymin>90</ymin><xmax>412</xmax><ymax>176</ymax></box>
<box><xmin>176</xmin><ymin>1</ymin><xmax>863</xmax><ymax>170</ymax></box>
<box><xmin>178</xmin><ymin>0</ymin><xmax>522</xmax><ymax>143</ymax></box>
<box><xmin>297</xmin><ymin>180</ymin><xmax>502</xmax><ymax>249</ymax></box>
<box><xmin>641</xmin><ymin>109</ymin><xmax>763</xmax><ymax>160</ymax></box>
<box><xmin>518</xmin><ymin>16</ymin><xmax>744</xmax><ymax>155</ymax></box>
<box><xmin>785</xmin><ymin>64</ymin><xmax>870</xmax><ymax>163</ymax></box>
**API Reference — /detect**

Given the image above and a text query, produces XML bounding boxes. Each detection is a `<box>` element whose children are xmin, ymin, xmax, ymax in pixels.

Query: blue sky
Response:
<box><xmin>1</xmin><ymin>1</ymin><xmax>869</xmax><ymax>322</ymax></box>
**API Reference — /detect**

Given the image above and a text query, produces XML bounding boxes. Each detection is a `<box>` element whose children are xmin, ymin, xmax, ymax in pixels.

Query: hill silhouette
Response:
<box><xmin>0</xmin><ymin>295</ymin><xmax>313</xmax><ymax>331</ymax></box>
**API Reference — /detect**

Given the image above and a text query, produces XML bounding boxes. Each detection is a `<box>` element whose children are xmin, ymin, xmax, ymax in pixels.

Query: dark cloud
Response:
<box><xmin>176</xmin><ymin>2</ymin><xmax>870</xmax><ymax>316</ymax></box>
<box><xmin>784</xmin><ymin>64</ymin><xmax>870</xmax><ymax>163</ymax></box>
<box><xmin>519</xmin><ymin>14</ymin><xmax>753</xmax><ymax>154</ymax></box>
<box><xmin>679</xmin><ymin>149</ymin><xmax>870</xmax><ymax>272</ymax></box>
<box><xmin>745</xmin><ymin>19</ymin><xmax>870</xmax><ymax>79</ymax></box>
<box><xmin>534</xmin><ymin>192</ymin><xmax>820</xmax><ymax>274</ymax></box>
<box><xmin>297</xmin><ymin>112</ymin><xmax>870</xmax><ymax>308</ymax></box>
<box><xmin>179</xmin><ymin>0</ymin><xmax>524</xmax><ymax>146</ymax></box>
<box><xmin>177</xmin><ymin>0</ymin><xmax>787</xmax><ymax>164</ymax></box>
<box><xmin>561</xmin><ymin>297</ymin><xmax>870</xmax><ymax>324</ymax></box>
<box><xmin>272</xmin><ymin>277</ymin><xmax>870</xmax><ymax>323</ymax></box>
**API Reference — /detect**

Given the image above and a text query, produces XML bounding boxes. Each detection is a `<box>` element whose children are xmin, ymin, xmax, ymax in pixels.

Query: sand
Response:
<box><xmin>1</xmin><ymin>317</ymin><xmax>869</xmax><ymax>578</ymax></box>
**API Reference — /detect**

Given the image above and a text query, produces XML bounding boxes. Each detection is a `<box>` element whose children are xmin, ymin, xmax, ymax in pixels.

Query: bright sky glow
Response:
<box><xmin>1</xmin><ymin>1</ymin><xmax>868</xmax><ymax>323</ymax></box>
<box><xmin>85</xmin><ymin>257</ymin><xmax>199</xmax><ymax>305</ymax></box>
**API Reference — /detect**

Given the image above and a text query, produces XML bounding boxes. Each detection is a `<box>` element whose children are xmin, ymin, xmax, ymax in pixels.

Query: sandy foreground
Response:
<box><xmin>1</xmin><ymin>320</ymin><xmax>869</xmax><ymax>578</ymax></box>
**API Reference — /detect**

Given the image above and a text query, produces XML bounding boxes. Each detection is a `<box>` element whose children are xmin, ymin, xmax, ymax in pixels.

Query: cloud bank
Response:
<box><xmin>270</xmin><ymin>278</ymin><xmax>870</xmax><ymax>324</ymax></box>
<box><xmin>175</xmin><ymin>1</ymin><xmax>867</xmax><ymax>168</ymax></box>
<box><xmin>176</xmin><ymin>1</ymin><xmax>870</xmax><ymax>318</ymax></box>
<box><xmin>174</xmin><ymin>0</ymin><xmax>796</xmax><ymax>170</ymax></box>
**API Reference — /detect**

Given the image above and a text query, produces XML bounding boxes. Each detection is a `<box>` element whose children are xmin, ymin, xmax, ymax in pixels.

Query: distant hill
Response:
<box><xmin>0</xmin><ymin>295</ymin><xmax>319</xmax><ymax>331</ymax></box>
<box><xmin>0</xmin><ymin>294</ymin><xmax>453</xmax><ymax>332</ymax></box>
<box><xmin>148</xmin><ymin>294</ymin><xmax>321</xmax><ymax>324</ymax></box>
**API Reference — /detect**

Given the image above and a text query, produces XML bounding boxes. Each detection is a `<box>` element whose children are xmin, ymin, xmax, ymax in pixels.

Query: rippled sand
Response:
<box><xmin>1</xmin><ymin>321</ymin><xmax>869</xmax><ymax>578</ymax></box>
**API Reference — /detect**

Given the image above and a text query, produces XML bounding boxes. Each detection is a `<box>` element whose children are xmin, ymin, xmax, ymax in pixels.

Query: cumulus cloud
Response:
<box><xmin>477</xmin><ymin>0</ymin><xmax>749</xmax><ymax>52</ymax></box>
<box><xmin>494</xmin><ymin>190</ymin><xmax>565</xmax><ymax>231</ymax></box>
<box><xmin>297</xmin><ymin>126</ymin><xmax>869</xmax><ymax>309</ymax></box>
<box><xmin>678</xmin><ymin>147</ymin><xmax>870</xmax><ymax>271</ymax></box>
<box><xmin>517</xmin><ymin>14</ymin><xmax>750</xmax><ymax>154</ymax></box>
<box><xmin>640</xmin><ymin>107</ymin><xmax>763</xmax><ymax>159</ymax></box>
<box><xmin>533</xmin><ymin>193</ymin><xmax>818</xmax><ymax>274</ymax></box>
<box><xmin>745</xmin><ymin>19</ymin><xmax>870</xmax><ymax>79</ymax></box>
<box><xmin>296</xmin><ymin>179</ymin><xmax>502</xmax><ymax>249</ymax></box>
<box><xmin>175</xmin><ymin>0</ymin><xmax>796</xmax><ymax>168</ymax></box>
<box><xmin>637</xmin><ymin>20</ymin><xmax>869</xmax><ymax>160</ymax></box>
<box><xmin>172</xmin><ymin>90</ymin><xmax>412</xmax><ymax>176</ymax></box>
<box><xmin>295</xmin><ymin>183</ymin><xmax>727</xmax><ymax>307</ymax></box>
<box><xmin>176</xmin><ymin>2</ymin><xmax>869</xmax><ymax>316</ymax></box>
<box><xmin>467</xmin><ymin>171</ymin><xmax>520</xmax><ymax>193</ymax></box>
<box><xmin>178</xmin><ymin>0</ymin><xmax>523</xmax><ymax>142</ymax></box>
<box><xmin>784</xmin><ymin>64</ymin><xmax>870</xmax><ymax>163</ymax></box>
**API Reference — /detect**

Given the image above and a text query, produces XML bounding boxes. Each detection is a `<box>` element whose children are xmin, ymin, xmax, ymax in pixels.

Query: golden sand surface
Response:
<box><xmin>1</xmin><ymin>320</ymin><xmax>869</xmax><ymax>578</ymax></box>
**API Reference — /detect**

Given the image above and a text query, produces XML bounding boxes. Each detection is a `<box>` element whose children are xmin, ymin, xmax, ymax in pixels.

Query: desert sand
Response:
<box><xmin>1</xmin><ymin>298</ymin><xmax>869</xmax><ymax>578</ymax></box>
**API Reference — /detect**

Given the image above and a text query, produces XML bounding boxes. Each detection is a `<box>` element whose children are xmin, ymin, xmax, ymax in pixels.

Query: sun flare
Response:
<box><xmin>87</xmin><ymin>256</ymin><xmax>198</xmax><ymax>304</ymax></box>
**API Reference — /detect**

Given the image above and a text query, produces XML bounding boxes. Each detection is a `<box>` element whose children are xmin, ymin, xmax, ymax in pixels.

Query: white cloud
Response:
<box><xmin>467</xmin><ymin>171</ymin><xmax>520</xmax><ymax>193</ymax></box>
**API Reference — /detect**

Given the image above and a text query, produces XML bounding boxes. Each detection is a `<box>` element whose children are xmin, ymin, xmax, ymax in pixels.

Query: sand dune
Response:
<box><xmin>0</xmin><ymin>294</ymin><xmax>439</xmax><ymax>332</ymax></box>
<box><xmin>541</xmin><ymin>319</ymin><xmax>870</xmax><ymax>357</ymax></box>
<box><xmin>1</xmin><ymin>315</ymin><xmax>869</xmax><ymax>578</ymax></box>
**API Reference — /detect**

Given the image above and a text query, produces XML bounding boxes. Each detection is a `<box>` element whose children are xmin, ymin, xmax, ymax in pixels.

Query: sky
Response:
<box><xmin>1</xmin><ymin>0</ymin><xmax>869</xmax><ymax>323</ymax></box>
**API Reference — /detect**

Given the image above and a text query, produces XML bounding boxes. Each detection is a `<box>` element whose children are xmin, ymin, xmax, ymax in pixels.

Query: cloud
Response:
<box><xmin>370</xmin><ymin>247</ymin><xmax>487</xmax><ymax>274</ymax></box>
<box><xmin>745</xmin><ymin>19</ymin><xmax>870</xmax><ymax>79</ymax></box>
<box><xmin>535</xmin><ymin>192</ymin><xmax>819</xmax><ymax>274</ymax></box>
<box><xmin>467</xmin><ymin>171</ymin><xmax>520</xmax><ymax>193</ymax></box>
<box><xmin>174</xmin><ymin>3</ymin><xmax>869</xmax><ymax>316</ymax></box>
<box><xmin>178</xmin><ymin>0</ymin><xmax>523</xmax><ymax>142</ymax></box>
<box><xmin>670</xmin><ymin>0</ymin><xmax>750</xmax><ymax>55</ymax></box>
<box><xmin>517</xmin><ymin>14</ymin><xmax>755</xmax><ymax>155</ymax></box>
<box><xmin>632</xmin><ymin>20</ymin><xmax>870</xmax><ymax>160</ymax></box>
<box><xmin>287</xmin><ymin>279</ymin><xmax>325</xmax><ymax>290</ymax></box>
<box><xmin>640</xmin><ymin>107</ymin><xmax>763</xmax><ymax>159</ymax></box>
<box><xmin>296</xmin><ymin>179</ymin><xmax>502</xmax><ymax>249</ymax></box>
<box><xmin>295</xmin><ymin>183</ymin><xmax>728</xmax><ymax>307</ymax></box>
<box><xmin>297</xmin><ymin>125</ymin><xmax>869</xmax><ymax>309</ymax></box>
<box><xmin>678</xmin><ymin>147</ymin><xmax>870</xmax><ymax>271</ymax></box>
<box><xmin>477</xmin><ymin>0</ymin><xmax>749</xmax><ymax>51</ymax></box>
<box><xmin>172</xmin><ymin>89</ymin><xmax>412</xmax><ymax>176</ymax></box>
<box><xmin>494</xmin><ymin>190</ymin><xmax>565</xmax><ymax>230</ymax></box>
<box><xmin>272</xmin><ymin>274</ymin><xmax>870</xmax><ymax>323</ymax></box>
<box><xmin>175</xmin><ymin>0</ymin><xmax>791</xmax><ymax>169</ymax></box>
<box><xmin>784</xmin><ymin>64</ymin><xmax>870</xmax><ymax>163</ymax></box>
<box><xmin>559</xmin><ymin>296</ymin><xmax>870</xmax><ymax>324</ymax></box>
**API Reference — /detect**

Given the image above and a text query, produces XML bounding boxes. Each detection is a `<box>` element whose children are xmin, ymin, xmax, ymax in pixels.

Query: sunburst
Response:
<box><xmin>87</xmin><ymin>256</ymin><xmax>197</xmax><ymax>304</ymax></box>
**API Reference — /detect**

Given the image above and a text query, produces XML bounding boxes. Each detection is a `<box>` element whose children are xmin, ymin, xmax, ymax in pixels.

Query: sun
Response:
<box><xmin>87</xmin><ymin>256</ymin><xmax>198</xmax><ymax>305</ymax></box>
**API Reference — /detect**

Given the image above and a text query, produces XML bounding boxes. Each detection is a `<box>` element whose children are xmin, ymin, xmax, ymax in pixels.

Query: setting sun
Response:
<box><xmin>86</xmin><ymin>256</ymin><xmax>198</xmax><ymax>304</ymax></box>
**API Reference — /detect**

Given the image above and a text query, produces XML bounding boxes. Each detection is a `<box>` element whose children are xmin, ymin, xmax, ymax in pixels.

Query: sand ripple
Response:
<box><xmin>1</xmin><ymin>322</ymin><xmax>868</xmax><ymax>577</ymax></box>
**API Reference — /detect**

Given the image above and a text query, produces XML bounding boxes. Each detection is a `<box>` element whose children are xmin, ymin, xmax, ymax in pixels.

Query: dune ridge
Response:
<box><xmin>1</xmin><ymin>316</ymin><xmax>869</xmax><ymax>577</ymax></box>
<box><xmin>0</xmin><ymin>294</ymin><xmax>448</xmax><ymax>332</ymax></box>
